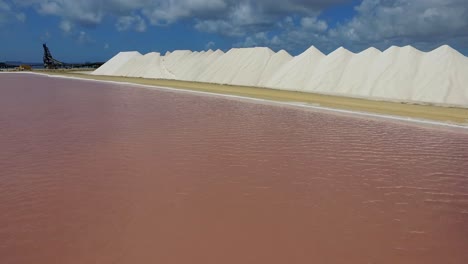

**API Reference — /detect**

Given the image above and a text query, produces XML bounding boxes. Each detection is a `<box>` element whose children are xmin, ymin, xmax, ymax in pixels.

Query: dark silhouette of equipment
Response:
<box><xmin>41</xmin><ymin>44</ymin><xmax>104</xmax><ymax>69</ymax></box>
<box><xmin>43</xmin><ymin>43</ymin><xmax>64</xmax><ymax>69</ymax></box>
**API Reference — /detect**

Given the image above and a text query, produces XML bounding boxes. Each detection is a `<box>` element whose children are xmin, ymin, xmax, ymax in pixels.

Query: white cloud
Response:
<box><xmin>0</xmin><ymin>0</ymin><xmax>10</xmax><ymax>11</ymax></box>
<box><xmin>301</xmin><ymin>17</ymin><xmax>327</xmax><ymax>32</ymax></box>
<box><xmin>23</xmin><ymin>0</ymin><xmax>104</xmax><ymax>26</ymax></box>
<box><xmin>40</xmin><ymin>31</ymin><xmax>51</xmax><ymax>41</ymax></box>
<box><xmin>16</xmin><ymin>12</ymin><xmax>26</xmax><ymax>22</ymax></box>
<box><xmin>195</xmin><ymin>20</ymin><xmax>245</xmax><ymax>37</ymax></box>
<box><xmin>5</xmin><ymin>0</ymin><xmax>468</xmax><ymax>54</ymax></box>
<box><xmin>59</xmin><ymin>20</ymin><xmax>72</xmax><ymax>33</ymax></box>
<box><xmin>205</xmin><ymin>41</ymin><xmax>215</xmax><ymax>49</ymax></box>
<box><xmin>1</xmin><ymin>1</ymin><xmax>27</xmax><ymax>25</ymax></box>
<box><xmin>194</xmin><ymin>2</ymin><xmax>280</xmax><ymax>37</ymax></box>
<box><xmin>330</xmin><ymin>0</ymin><xmax>468</xmax><ymax>50</ymax></box>
<box><xmin>116</xmin><ymin>15</ymin><xmax>146</xmax><ymax>32</ymax></box>
<box><xmin>38</xmin><ymin>1</ymin><xmax>60</xmax><ymax>14</ymax></box>
<box><xmin>235</xmin><ymin>15</ymin><xmax>331</xmax><ymax>52</ymax></box>
<box><xmin>237</xmin><ymin>0</ymin><xmax>468</xmax><ymax>54</ymax></box>
<box><xmin>142</xmin><ymin>0</ymin><xmax>228</xmax><ymax>25</ymax></box>
<box><xmin>11</xmin><ymin>0</ymin><xmax>348</xmax><ymax>33</ymax></box>
<box><xmin>77</xmin><ymin>31</ymin><xmax>94</xmax><ymax>44</ymax></box>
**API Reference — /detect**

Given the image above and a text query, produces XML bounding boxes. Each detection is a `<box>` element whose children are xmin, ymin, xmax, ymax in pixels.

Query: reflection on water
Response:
<box><xmin>1</xmin><ymin>73</ymin><xmax>467</xmax><ymax>264</ymax></box>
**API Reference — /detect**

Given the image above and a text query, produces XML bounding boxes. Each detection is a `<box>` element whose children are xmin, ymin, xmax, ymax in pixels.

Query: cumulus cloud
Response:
<box><xmin>40</xmin><ymin>30</ymin><xmax>51</xmax><ymax>41</ymax></box>
<box><xmin>301</xmin><ymin>16</ymin><xmax>327</xmax><ymax>32</ymax></box>
<box><xmin>191</xmin><ymin>0</ymin><xmax>342</xmax><ymax>37</ymax></box>
<box><xmin>16</xmin><ymin>12</ymin><xmax>26</xmax><ymax>22</ymax></box>
<box><xmin>5</xmin><ymin>0</ymin><xmax>468</xmax><ymax>53</ymax></box>
<box><xmin>205</xmin><ymin>41</ymin><xmax>216</xmax><ymax>49</ymax></box>
<box><xmin>11</xmin><ymin>0</ymin><xmax>348</xmax><ymax>32</ymax></box>
<box><xmin>59</xmin><ymin>20</ymin><xmax>73</xmax><ymax>33</ymax></box>
<box><xmin>142</xmin><ymin>0</ymin><xmax>228</xmax><ymax>25</ymax></box>
<box><xmin>0</xmin><ymin>1</ymin><xmax>10</xmax><ymax>25</ymax></box>
<box><xmin>34</xmin><ymin>0</ymin><xmax>103</xmax><ymax>26</ymax></box>
<box><xmin>235</xmin><ymin>16</ymin><xmax>332</xmax><ymax>53</ymax></box>
<box><xmin>0</xmin><ymin>0</ymin><xmax>27</xmax><ymax>26</ymax></box>
<box><xmin>116</xmin><ymin>15</ymin><xmax>146</xmax><ymax>32</ymax></box>
<box><xmin>237</xmin><ymin>0</ymin><xmax>468</xmax><ymax>53</ymax></box>
<box><xmin>329</xmin><ymin>0</ymin><xmax>468</xmax><ymax>50</ymax></box>
<box><xmin>0</xmin><ymin>0</ymin><xmax>10</xmax><ymax>11</ymax></box>
<box><xmin>77</xmin><ymin>31</ymin><xmax>94</xmax><ymax>44</ymax></box>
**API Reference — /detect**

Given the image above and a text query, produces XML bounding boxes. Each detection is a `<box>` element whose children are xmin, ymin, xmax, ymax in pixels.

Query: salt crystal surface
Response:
<box><xmin>93</xmin><ymin>45</ymin><xmax>468</xmax><ymax>107</ymax></box>
<box><xmin>92</xmin><ymin>51</ymin><xmax>141</xmax><ymax>76</ymax></box>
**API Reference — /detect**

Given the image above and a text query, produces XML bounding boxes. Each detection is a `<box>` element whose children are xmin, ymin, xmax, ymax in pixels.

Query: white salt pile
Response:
<box><xmin>303</xmin><ymin>47</ymin><xmax>354</xmax><ymax>94</ymax></box>
<box><xmin>258</xmin><ymin>50</ymin><xmax>293</xmax><ymax>87</ymax></box>
<box><xmin>177</xmin><ymin>50</ymin><xmax>221</xmax><ymax>81</ymax></box>
<box><xmin>195</xmin><ymin>47</ymin><xmax>275</xmax><ymax>86</ymax></box>
<box><xmin>334</xmin><ymin>47</ymin><xmax>381</xmax><ymax>96</ymax></box>
<box><xmin>137</xmin><ymin>52</ymin><xmax>164</xmax><ymax>79</ymax></box>
<box><xmin>266</xmin><ymin>46</ymin><xmax>326</xmax><ymax>91</ymax></box>
<box><xmin>412</xmin><ymin>45</ymin><xmax>468</xmax><ymax>106</ymax></box>
<box><xmin>162</xmin><ymin>50</ymin><xmax>193</xmax><ymax>79</ymax></box>
<box><xmin>92</xmin><ymin>45</ymin><xmax>468</xmax><ymax>107</ymax></box>
<box><xmin>92</xmin><ymin>51</ymin><xmax>141</xmax><ymax>76</ymax></box>
<box><xmin>113</xmin><ymin>53</ymin><xmax>144</xmax><ymax>77</ymax></box>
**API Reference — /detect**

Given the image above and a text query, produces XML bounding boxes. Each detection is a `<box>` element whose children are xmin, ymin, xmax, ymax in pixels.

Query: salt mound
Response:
<box><xmin>368</xmin><ymin>46</ymin><xmax>424</xmax><ymax>101</ymax></box>
<box><xmin>229</xmin><ymin>47</ymin><xmax>275</xmax><ymax>86</ymax></box>
<box><xmin>258</xmin><ymin>50</ymin><xmax>293</xmax><ymax>87</ymax></box>
<box><xmin>161</xmin><ymin>50</ymin><xmax>192</xmax><ymax>79</ymax></box>
<box><xmin>266</xmin><ymin>46</ymin><xmax>325</xmax><ymax>91</ymax></box>
<box><xmin>136</xmin><ymin>52</ymin><xmax>164</xmax><ymax>79</ymax></box>
<box><xmin>93</xmin><ymin>45</ymin><xmax>468</xmax><ymax>107</ymax></box>
<box><xmin>305</xmin><ymin>47</ymin><xmax>354</xmax><ymax>93</ymax></box>
<box><xmin>333</xmin><ymin>47</ymin><xmax>381</xmax><ymax>95</ymax></box>
<box><xmin>113</xmin><ymin>54</ymin><xmax>144</xmax><ymax>76</ymax></box>
<box><xmin>343</xmin><ymin>46</ymin><xmax>398</xmax><ymax>99</ymax></box>
<box><xmin>196</xmin><ymin>47</ymin><xmax>273</xmax><ymax>86</ymax></box>
<box><xmin>180</xmin><ymin>49</ymin><xmax>224</xmax><ymax>81</ymax></box>
<box><xmin>170</xmin><ymin>51</ymin><xmax>206</xmax><ymax>80</ymax></box>
<box><xmin>412</xmin><ymin>45</ymin><xmax>468</xmax><ymax>105</ymax></box>
<box><xmin>92</xmin><ymin>51</ymin><xmax>141</xmax><ymax>76</ymax></box>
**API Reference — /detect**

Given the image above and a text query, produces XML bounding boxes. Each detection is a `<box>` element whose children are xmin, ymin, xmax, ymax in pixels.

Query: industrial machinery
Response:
<box><xmin>42</xmin><ymin>44</ymin><xmax>103</xmax><ymax>69</ymax></box>
<box><xmin>43</xmin><ymin>43</ymin><xmax>64</xmax><ymax>69</ymax></box>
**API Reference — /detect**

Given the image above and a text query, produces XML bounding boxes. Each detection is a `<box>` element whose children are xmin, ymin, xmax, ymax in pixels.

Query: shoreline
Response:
<box><xmin>7</xmin><ymin>70</ymin><xmax>468</xmax><ymax>127</ymax></box>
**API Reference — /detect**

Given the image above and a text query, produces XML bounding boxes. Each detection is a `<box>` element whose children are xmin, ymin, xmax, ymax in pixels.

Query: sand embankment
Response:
<box><xmin>33</xmin><ymin>71</ymin><xmax>468</xmax><ymax>125</ymax></box>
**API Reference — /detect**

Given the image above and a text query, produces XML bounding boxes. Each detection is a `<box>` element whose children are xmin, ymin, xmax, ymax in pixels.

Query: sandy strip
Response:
<box><xmin>19</xmin><ymin>71</ymin><xmax>468</xmax><ymax>126</ymax></box>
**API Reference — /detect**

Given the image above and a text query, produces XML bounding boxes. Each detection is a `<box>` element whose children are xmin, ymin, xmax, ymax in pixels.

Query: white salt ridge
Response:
<box><xmin>196</xmin><ymin>47</ymin><xmax>274</xmax><ymax>86</ymax></box>
<box><xmin>92</xmin><ymin>51</ymin><xmax>141</xmax><ymax>76</ymax></box>
<box><xmin>113</xmin><ymin>53</ymin><xmax>144</xmax><ymax>76</ymax></box>
<box><xmin>258</xmin><ymin>50</ymin><xmax>293</xmax><ymax>87</ymax></box>
<box><xmin>369</xmin><ymin>46</ymin><xmax>424</xmax><ymax>101</ymax></box>
<box><xmin>266</xmin><ymin>46</ymin><xmax>326</xmax><ymax>91</ymax></box>
<box><xmin>334</xmin><ymin>47</ymin><xmax>381</xmax><ymax>95</ymax></box>
<box><xmin>228</xmin><ymin>47</ymin><xmax>274</xmax><ymax>86</ymax></box>
<box><xmin>305</xmin><ymin>47</ymin><xmax>354</xmax><ymax>94</ymax></box>
<box><xmin>171</xmin><ymin>51</ymin><xmax>205</xmax><ymax>80</ymax></box>
<box><xmin>412</xmin><ymin>45</ymin><xmax>468</xmax><ymax>105</ymax></box>
<box><xmin>93</xmin><ymin>45</ymin><xmax>468</xmax><ymax>107</ymax></box>
<box><xmin>179</xmin><ymin>49</ymin><xmax>223</xmax><ymax>81</ymax></box>
<box><xmin>161</xmin><ymin>50</ymin><xmax>193</xmax><ymax>79</ymax></box>
<box><xmin>136</xmin><ymin>52</ymin><xmax>164</xmax><ymax>79</ymax></box>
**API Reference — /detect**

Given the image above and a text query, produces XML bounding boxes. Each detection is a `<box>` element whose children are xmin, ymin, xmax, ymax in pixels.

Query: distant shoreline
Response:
<box><xmin>7</xmin><ymin>70</ymin><xmax>468</xmax><ymax>127</ymax></box>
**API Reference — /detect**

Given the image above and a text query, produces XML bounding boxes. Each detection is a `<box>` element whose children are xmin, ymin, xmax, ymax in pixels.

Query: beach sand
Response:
<box><xmin>35</xmin><ymin>70</ymin><xmax>468</xmax><ymax>125</ymax></box>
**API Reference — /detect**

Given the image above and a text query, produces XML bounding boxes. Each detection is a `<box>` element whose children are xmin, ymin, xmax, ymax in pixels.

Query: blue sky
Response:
<box><xmin>1</xmin><ymin>0</ymin><xmax>467</xmax><ymax>62</ymax></box>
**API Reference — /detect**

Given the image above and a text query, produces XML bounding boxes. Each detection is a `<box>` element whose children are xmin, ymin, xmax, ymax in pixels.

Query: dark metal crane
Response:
<box><xmin>43</xmin><ymin>43</ymin><xmax>64</xmax><ymax>69</ymax></box>
<box><xmin>41</xmin><ymin>44</ymin><xmax>103</xmax><ymax>69</ymax></box>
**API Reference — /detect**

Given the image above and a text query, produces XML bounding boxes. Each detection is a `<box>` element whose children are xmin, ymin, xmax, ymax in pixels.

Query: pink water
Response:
<box><xmin>1</xmin><ymin>73</ymin><xmax>467</xmax><ymax>264</ymax></box>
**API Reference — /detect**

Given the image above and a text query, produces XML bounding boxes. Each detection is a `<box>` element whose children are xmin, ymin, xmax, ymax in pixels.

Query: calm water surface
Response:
<box><xmin>1</xmin><ymin>73</ymin><xmax>468</xmax><ymax>264</ymax></box>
